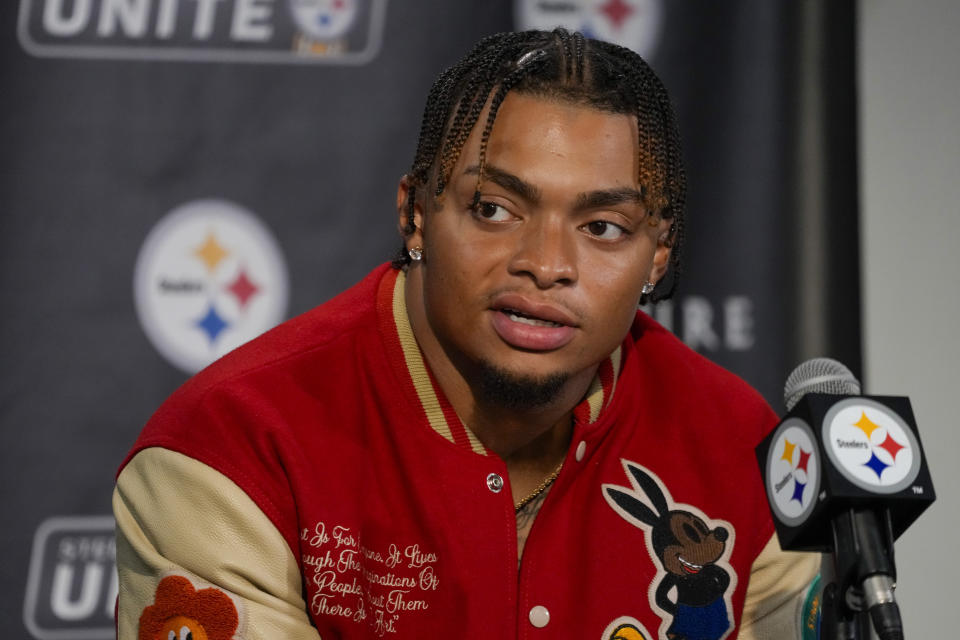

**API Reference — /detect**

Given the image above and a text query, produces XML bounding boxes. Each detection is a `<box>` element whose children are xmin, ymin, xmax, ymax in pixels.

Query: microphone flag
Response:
<box><xmin>756</xmin><ymin>393</ymin><xmax>935</xmax><ymax>552</ymax></box>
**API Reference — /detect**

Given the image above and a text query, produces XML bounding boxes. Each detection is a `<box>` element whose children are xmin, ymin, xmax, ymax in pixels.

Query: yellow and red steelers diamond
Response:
<box><xmin>853</xmin><ymin>411</ymin><xmax>881</xmax><ymax>439</ymax></box>
<box><xmin>226</xmin><ymin>267</ymin><xmax>261</xmax><ymax>309</ymax></box>
<box><xmin>194</xmin><ymin>232</ymin><xmax>229</xmax><ymax>273</ymax></box>
<box><xmin>780</xmin><ymin>439</ymin><xmax>796</xmax><ymax>464</ymax></box>
<box><xmin>599</xmin><ymin>0</ymin><xmax>635</xmax><ymax>30</ymax></box>
<box><xmin>878</xmin><ymin>432</ymin><xmax>906</xmax><ymax>461</ymax></box>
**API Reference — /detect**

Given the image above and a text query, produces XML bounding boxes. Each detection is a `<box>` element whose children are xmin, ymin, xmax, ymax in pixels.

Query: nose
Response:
<box><xmin>507</xmin><ymin>216</ymin><xmax>578</xmax><ymax>288</ymax></box>
<box><xmin>714</xmin><ymin>527</ymin><xmax>728</xmax><ymax>543</ymax></box>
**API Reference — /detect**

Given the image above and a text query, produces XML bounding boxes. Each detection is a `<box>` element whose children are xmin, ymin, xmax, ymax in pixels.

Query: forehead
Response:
<box><xmin>457</xmin><ymin>92</ymin><xmax>641</xmax><ymax>189</ymax></box>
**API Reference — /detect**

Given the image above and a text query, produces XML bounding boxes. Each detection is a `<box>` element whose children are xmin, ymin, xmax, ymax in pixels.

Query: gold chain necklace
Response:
<box><xmin>514</xmin><ymin>461</ymin><xmax>564</xmax><ymax>513</ymax></box>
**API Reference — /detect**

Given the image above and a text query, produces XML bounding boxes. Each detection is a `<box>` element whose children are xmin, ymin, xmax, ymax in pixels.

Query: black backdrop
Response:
<box><xmin>1</xmin><ymin>2</ymin><xmax>859</xmax><ymax>638</ymax></box>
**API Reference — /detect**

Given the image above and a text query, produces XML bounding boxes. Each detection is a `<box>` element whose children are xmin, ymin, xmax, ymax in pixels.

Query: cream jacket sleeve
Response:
<box><xmin>738</xmin><ymin>532</ymin><xmax>822</xmax><ymax>640</ymax></box>
<box><xmin>114</xmin><ymin>447</ymin><xmax>320</xmax><ymax>640</ymax></box>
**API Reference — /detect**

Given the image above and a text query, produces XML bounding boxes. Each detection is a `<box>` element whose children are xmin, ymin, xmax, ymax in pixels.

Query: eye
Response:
<box><xmin>682</xmin><ymin>523</ymin><xmax>701</xmax><ymax>543</ymax></box>
<box><xmin>473</xmin><ymin>201</ymin><xmax>514</xmax><ymax>222</ymax></box>
<box><xmin>179</xmin><ymin>626</ymin><xmax>193</xmax><ymax>640</ymax></box>
<box><xmin>581</xmin><ymin>220</ymin><xmax>627</xmax><ymax>240</ymax></box>
<box><xmin>168</xmin><ymin>632</ymin><xmax>175</xmax><ymax>640</ymax></box>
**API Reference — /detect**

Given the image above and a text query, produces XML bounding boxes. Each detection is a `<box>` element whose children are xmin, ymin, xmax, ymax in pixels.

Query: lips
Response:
<box><xmin>489</xmin><ymin>293</ymin><xmax>577</xmax><ymax>351</ymax></box>
<box><xmin>678</xmin><ymin>556</ymin><xmax>703</xmax><ymax>574</ymax></box>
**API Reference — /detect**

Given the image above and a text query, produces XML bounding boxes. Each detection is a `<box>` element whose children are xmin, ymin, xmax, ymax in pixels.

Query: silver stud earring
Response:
<box><xmin>641</xmin><ymin>281</ymin><xmax>655</xmax><ymax>295</ymax></box>
<box><xmin>408</xmin><ymin>246</ymin><xmax>423</xmax><ymax>262</ymax></box>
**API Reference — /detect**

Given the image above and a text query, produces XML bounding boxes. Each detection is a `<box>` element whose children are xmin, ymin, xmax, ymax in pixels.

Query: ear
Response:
<box><xmin>604</xmin><ymin>487</ymin><xmax>661</xmax><ymax>528</ymax></box>
<box><xmin>396</xmin><ymin>175</ymin><xmax>424</xmax><ymax>251</ymax></box>
<box><xmin>625</xmin><ymin>463</ymin><xmax>669</xmax><ymax>517</ymax></box>
<box><xmin>649</xmin><ymin>219</ymin><xmax>674</xmax><ymax>285</ymax></box>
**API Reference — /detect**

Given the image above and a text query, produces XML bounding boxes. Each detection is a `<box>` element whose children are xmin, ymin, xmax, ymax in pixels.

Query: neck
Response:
<box><xmin>461</xmin><ymin>376</ymin><xmax>587</xmax><ymax>464</ymax></box>
<box><xmin>403</xmin><ymin>268</ymin><xmax>595</xmax><ymax>466</ymax></box>
<box><xmin>436</xmin><ymin>356</ymin><xmax>588</xmax><ymax>505</ymax></box>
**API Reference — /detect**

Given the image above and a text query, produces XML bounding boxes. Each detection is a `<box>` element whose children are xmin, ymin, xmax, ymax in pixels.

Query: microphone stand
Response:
<box><xmin>821</xmin><ymin>508</ymin><xmax>903</xmax><ymax>640</ymax></box>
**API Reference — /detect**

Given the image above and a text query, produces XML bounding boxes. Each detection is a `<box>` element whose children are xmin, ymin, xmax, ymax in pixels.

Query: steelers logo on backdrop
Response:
<box><xmin>822</xmin><ymin>398</ymin><xmax>920</xmax><ymax>494</ymax></box>
<box><xmin>514</xmin><ymin>0</ymin><xmax>664</xmax><ymax>60</ymax></box>
<box><xmin>765</xmin><ymin>418</ymin><xmax>820</xmax><ymax>527</ymax></box>
<box><xmin>288</xmin><ymin>0</ymin><xmax>359</xmax><ymax>41</ymax></box>
<box><xmin>134</xmin><ymin>199</ymin><xmax>289</xmax><ymax>374</ymax></box>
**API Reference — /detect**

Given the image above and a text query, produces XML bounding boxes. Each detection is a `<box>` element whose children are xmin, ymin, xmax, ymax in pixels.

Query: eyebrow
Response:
<box><xmin>463</xmin><ymin>164</ymin><xmax>643</xmax><ymax>211</ymax></box>
<box><xmin>464</xmin><ymin>164</ymin><xmax>541</xmax><ymax>204</ymax></box>
<box><xmin>574</xmin><ymin>187</ymin><xmax>643</xmax><ymax>210</ymax></box>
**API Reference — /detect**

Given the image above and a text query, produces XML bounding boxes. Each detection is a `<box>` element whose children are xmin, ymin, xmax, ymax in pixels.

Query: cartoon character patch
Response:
<box><xmin>603</xmin><ymin>460</ymin><xmax>737</xmax><ymax>640</ymax></box>
<box><xmin>139</xmin><ymin>575</ymin><xmax>240</xmax><ymax>640</ymax></box>
<box><xmin>602</xmin><ymin>616</ymin><xmax>654</xmax><ymax>640</ymax></box>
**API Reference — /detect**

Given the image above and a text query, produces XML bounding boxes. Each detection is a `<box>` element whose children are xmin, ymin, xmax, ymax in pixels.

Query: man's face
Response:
<box><xmin>402</xmin><ymin>92</ymin><xmax>671</xmax><ymax>401</ymax></box>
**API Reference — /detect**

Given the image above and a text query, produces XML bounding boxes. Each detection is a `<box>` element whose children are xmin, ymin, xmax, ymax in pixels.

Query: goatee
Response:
<box><xmin>475</xmin><ymin>361</ymin><xmax>569</xmax><ymax>410</ymax></box>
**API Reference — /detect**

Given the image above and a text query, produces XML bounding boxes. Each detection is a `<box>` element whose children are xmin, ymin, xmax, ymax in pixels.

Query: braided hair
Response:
<box><xmin>394</xmin><ymin>28</ymin><xmax>686</xmax><ymax>303</ymax></box>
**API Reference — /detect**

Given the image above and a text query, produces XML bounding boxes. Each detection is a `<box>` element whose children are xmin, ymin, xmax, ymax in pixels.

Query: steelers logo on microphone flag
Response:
<box><xmin>134</xmin><ymin>199</ymin><xmax>289</xmax><ymax>374</ymax></box>
<box><xmin>764</xmin><ymin>418</ymin><xmax>821</xmax><ymax>527</ymax></box>
<box><xmin>823</xmin><ymin>398</ymin><xmax>921</xmax><ymax>494</ymax></box>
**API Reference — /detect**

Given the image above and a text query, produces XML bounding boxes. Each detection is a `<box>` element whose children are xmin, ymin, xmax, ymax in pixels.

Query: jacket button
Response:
<box><xmin>575</xmin><ymin>440</ymin><xmax>586</xmax><ymax>462</ymax></box>
<box><xmin>529</xmin><ymin>605</ymin><xmax>550</xmax><ymax>628</ymax></box>
<box><xmin>486</xmin><ymin>473</ymin><xmax>504</xmax><ymax>493</ymax></box>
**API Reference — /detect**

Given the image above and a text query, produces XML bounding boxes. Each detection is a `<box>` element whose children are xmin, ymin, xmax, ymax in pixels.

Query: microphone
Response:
<box><xmin>784</xmin><ymin>358</ymin><xmax>861</xmax><ymax>411</ymax></box>
<box><xmin>755</xmin><ymin>358</ymin><xmax>936</xmax><ymax>640</ymax></box>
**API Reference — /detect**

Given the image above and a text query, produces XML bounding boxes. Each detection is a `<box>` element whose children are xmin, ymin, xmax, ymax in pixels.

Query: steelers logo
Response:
<box><xmin>134</xmin><ymin>199</ymin><xmax>289</xmax><ymax>374</ymax></box>
<box><xmin>514</xmin><ymin>0</ymin><xmax>664</xmax><ymax>60</ymax></box>
<box><xmin>823</xmin><ymin>398</ymin><xmax>920</xmax><ymax>493</ymax></box>
<box><xmin>765</xmin><ymin>418</ymin><xmax>820</xmax><ymax>527</ymax></box>
<box><xmin>288</xmin><ymin>0</ymin><xmax>358</xmax><ymax>41</ymax></box>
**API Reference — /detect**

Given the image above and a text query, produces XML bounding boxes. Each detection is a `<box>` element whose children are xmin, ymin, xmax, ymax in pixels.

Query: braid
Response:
<box><xmin>557</xmin><ymin>28</ymin><xmax>573</xmax><ymax>79</ymax></box>
<box><xmin>437</xmin><ymin>39</ymin><xmax>529</xmax><ymax>194</ymax></box>
<box><xmin>591</xmin><ymin>40</ymin><xmax>685</xmax><ymax>300</ymax></box>
<box><xmin>475</xmin><ymin>52</ymin><xmax>547</xmax><ymax>198</ymax></box>
<box><xmin>395</xmin><ymin>28</ymin><xmax>687</xmax><ymax>303</ymax></box>
<box><xmin>573</xmin><ymin>31</ymin><xmax>585</xmax><ymax>82</ymax></box>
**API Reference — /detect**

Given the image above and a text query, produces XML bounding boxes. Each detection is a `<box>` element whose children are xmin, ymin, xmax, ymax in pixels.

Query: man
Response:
<box><xmin>115</xmin><ymin>29</ymin><xmax>818</xmax><ymax>639</ymax></box>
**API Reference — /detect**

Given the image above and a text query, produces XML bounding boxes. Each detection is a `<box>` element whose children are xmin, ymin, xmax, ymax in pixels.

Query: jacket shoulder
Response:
<box><xmin>188</xmin><ymin>263</ymin><xmax>390</xmax><ymax>387</ymax></box>
<box><xmin>629</xmin><ymin>310</ymin><xmax>775</xmax><ymax>423</ymax></box>
<box><xmin>121</xmin><ymin>264</ymin><xmax>393</xmax><ymax>469</ymax></box>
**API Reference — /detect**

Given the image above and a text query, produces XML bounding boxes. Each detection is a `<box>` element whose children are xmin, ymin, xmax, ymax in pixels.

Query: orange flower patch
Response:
<box><xmin>139</xmin><ymin>575</ymin><xmax>238</xmax><ymax>640</ymax></box>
